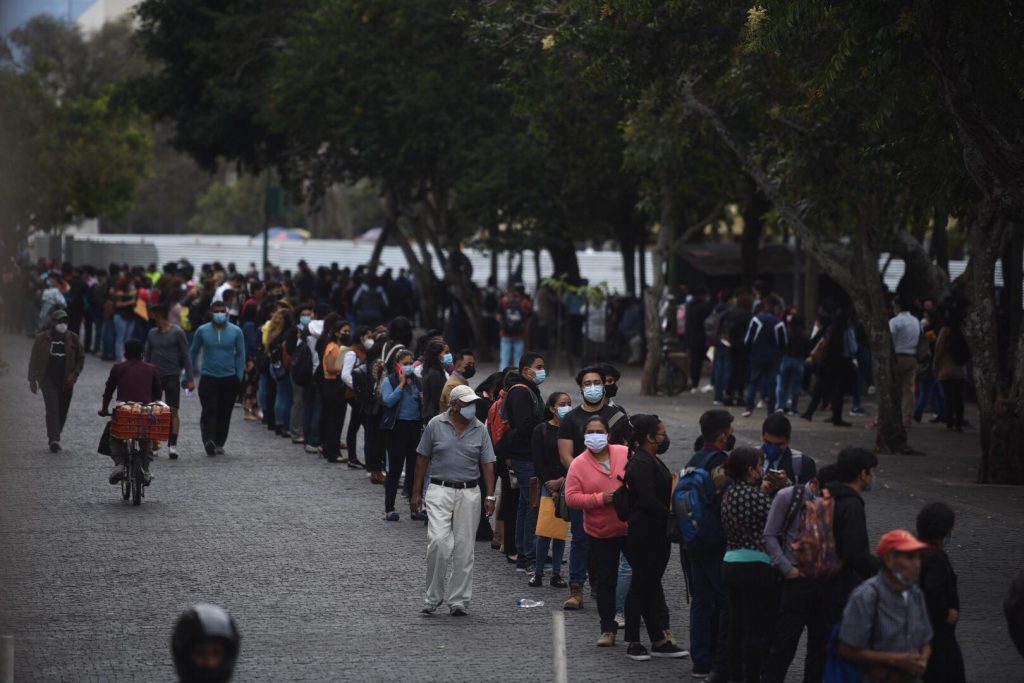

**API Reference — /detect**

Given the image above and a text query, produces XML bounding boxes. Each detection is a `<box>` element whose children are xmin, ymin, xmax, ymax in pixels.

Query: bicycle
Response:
<box><xmin>657</xmin><ymin>337</ymin><xmax>688</xmax><ymax>397</ymax></box>
<box><xmin>119</xmin><ymin>438</ymin><xmax>146</xmax><ymax>506</ymax></box>
<box><xmin>101</xmin><ymin>403</ymin><xmax>169</xmax><ymax>506</ymax></box>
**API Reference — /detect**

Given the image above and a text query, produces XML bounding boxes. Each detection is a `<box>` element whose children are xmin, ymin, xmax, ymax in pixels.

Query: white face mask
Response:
<box><xmin>54</xmin><ymin>323</ymin><xmax>68</xmax><ymax>334</ymax></box>
<box><xmin>364</xmin><ymin>338</ymin><xmax>375</xmax><ymax>350</ymax></box>
<box><xmin>584</xmin><ymin>433</ymin><xmax>608</xmax><ymax>453</ymax></box>
<box><xmin>459</xmin><ymin>405</ymin><xmax>476</xmax><ymax>421</ymax></box>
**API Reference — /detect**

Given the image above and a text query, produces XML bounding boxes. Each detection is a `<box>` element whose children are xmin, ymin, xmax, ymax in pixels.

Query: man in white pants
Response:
<box><xmin>411</xmin><ymin>384</ymin><xmax>496</xmax><ymax>617</ymax></box>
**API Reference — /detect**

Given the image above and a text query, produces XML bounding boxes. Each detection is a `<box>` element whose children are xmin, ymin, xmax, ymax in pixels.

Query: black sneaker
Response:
<box><xmin>528</xmin><ymin>574</ymin><xmax>543</xmax><ymax>587</ymax></box>
<box><xmin>550</xmin><ymin>574</ymin><xmax>568</xmax><ymax>588</ymax></box>
<box><xmin>651</xmin><ymin>641</ymin><xmax>689</xmax><ymax>658</ymax></box>
<box><xmin>450</xmin><ymin>607</ymin><xmax>468</xmax><ymax>617</ymax></box>
<box><xmin>204</xmin><ymin>440</ymin><xmax>216</xmax><ymax>456</ymax></box>
<box><xmin>49</xmin><ymin>441</ymin><xmax>61</xmax><ymax>453</ymax></box>
<box><xmin>214</xmin><ymin>446</ymin><xmax>225</xmax><ymax>455</ymax></box>
<box><xmin>626</xmin><ymin>643</ymin><xmax>651</xmax><ymax>661</ymax></box>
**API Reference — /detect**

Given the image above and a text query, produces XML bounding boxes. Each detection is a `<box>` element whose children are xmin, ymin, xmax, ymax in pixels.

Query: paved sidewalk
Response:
<box><xmin>0</xmin><ymin>336</ymin><xmax>1021</xmax><ymax>681</ymax></box>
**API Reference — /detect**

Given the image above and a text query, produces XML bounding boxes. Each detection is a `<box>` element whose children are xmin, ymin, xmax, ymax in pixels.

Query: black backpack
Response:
<box><xmin>291</xmin><ymin>337</ymin><xmax>315</xmax><ymax>387</ymax></box>
<box><xmin>501</xmin><ymin>298</ymin><xmax>525</xmax><ymax>335</ymax></box>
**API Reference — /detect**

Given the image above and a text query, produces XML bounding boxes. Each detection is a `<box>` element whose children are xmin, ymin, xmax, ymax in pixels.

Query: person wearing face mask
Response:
<box><xmin>419</xmin><ymin>338</ymin><xmax>450</xmax><ymax>425</ymax></box>
<box><xmin>286</xmin><ymin>306</ymin><xmax>315</xmax><ymax>447</ymax></box>
<box><xmin>439</xmin><ymin>349</ymin><xmax>476</xmax><ymax>413</ymax></box>
<box><xmin>499</xmin><ymin>351</ymin><xmax>546</xmax><ymax>573</ymax></box>
<box><xmin>564</xmin><ymin>416</ymin><xmax>630</xmax><ymax>650</ymax></box>
<box><xmin>719</xmin><ymin>446</ymin><xmax>776</xmax><ymax>683</ymax></box>
<box><xmin>530</xmin><ymin>391</ymin><xmax>572</xmax><ymax>588</ymax></box>
<box><xmin>760</xmin><ymin>414</ymin><xmax>817</xmax><ymax>498</ymax></box>
<box><xmin>189</xmin><ymin>301</ymin><xmax>246</xmax><ymax>456</ymax></box>
<box><xmin>683</xmin><ymin>409</ymin><xmax>735</xmax><ymax>679</ymax></box>
<box><xmin>915</xmin><ymin>503</ymin><xmax>964</xmax><ymax>683</ymax></box>
<box><xmin>620</xmin><ymin>414</ymin><xmax>688</xmax><ymax>660</ymax></box>
<box><xmin>557</xmin><ymin>365</ymin><xmax>628</xmax><ymax>610</ymax></box>
<box><xmin>410</xmin><ymin>384</ymin><xmax>497</xmax><ymax>616</ymax></box>
<box><xmin>320</xmin><ymin>321</ymin><xmax>352</xmax><ymax>464</ymax></box>
<box><xmin>825</xmin><ymin>447</ymin><xmax>881</xmax><ymax>629</ymax></box>
<box><xmin>380</xmin><ymin>348</ymin><xmax>423</xmax><ymax>521</ymax></box>
<box><xmin>838</xmin><ymin>530</ymin><xmax>933</xmax><ymax>683</ymax></box>
<box><xmin>340</xmin><ymin>326</ymin><xmax>374</xmax><ymax>468</ymax></box>
<box><xmin>28</xmin><ymin>308</ymin><xmax>85</xmax><ymax>452</ymax></box>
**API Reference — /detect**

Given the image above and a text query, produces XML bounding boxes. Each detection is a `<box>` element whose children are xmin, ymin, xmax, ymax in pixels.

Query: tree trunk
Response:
<box><xmin>930</xmin><ymin>206</ymin><xmax>950</xmax><ymax>276</ymax></box>
<box><xmin>393</xmin><ymin>221</ymin><xmax>440</xmax><ymax>330</ymax></box>
<box><xmin>741</xmin><ymin>185</ymin><xmax>769</xmax><ymax>285</ymax></box>
<box><xmin>641</xmin><ymin>185</ymin><xmax>673</xmax><ymax>395</ymax></box>
<box><xmin>366</xmin><ymin>201</ymin><xmax>393</xmax><ymax>276</ymax></box>
<box><xmin>444</xmin><ymin>247</ymin><xmax>490</xmax><ymax>359</ymax></box>
<box><xmin>547</xmin><ymin>239</ymin><xmax>581</xmax><ymax>283</ymax></box>
<box><xmin>963</xmin><ymin>207</ymin><xmax>1024</xmax><ymax>483</ymax></box>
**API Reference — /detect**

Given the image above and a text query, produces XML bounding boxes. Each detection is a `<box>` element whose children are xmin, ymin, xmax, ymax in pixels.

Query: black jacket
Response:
<box><xmin>531</xmin><ymin>421</ymin><xmax>565</xmax><ymax>482</ymax></box>
<box><xmin>625</xmin><ymin>450</ymin><xmax>674</xmax><ymax>540</ymax></box>
<box><xmin>827</xmin><ymin>483</ymin><xmax>880</xmax><ymax>607</ymax></box>
<box><xmin>500</xmin><ymin>374</ymin><xmax>542</xmax><ymax>461</ymax></box>
<box><xmin>420</xmin><ymin>366</ymin><xmax>446</xmax><ymax>423</ymax></box>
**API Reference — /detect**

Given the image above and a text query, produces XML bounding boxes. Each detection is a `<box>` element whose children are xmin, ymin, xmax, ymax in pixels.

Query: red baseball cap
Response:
<box><xmin>877</xmin><ymin>529</ymin><xmax>928</xmax><ymax>558</ymax></box>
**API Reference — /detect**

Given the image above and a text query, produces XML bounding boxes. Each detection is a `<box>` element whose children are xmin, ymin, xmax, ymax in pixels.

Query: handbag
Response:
<box><xmin>535</xmin><ymin>495</ymin><xmax>570</xmax><ymax>540</ymax></box>
<box><xmin>97</xmin><ymin>421</ymin><xmax>112</xmax><ymax>456</ymax></box>
<box><xmin>553</xmin><ymin>483</ymin><xmax>570</xmax><ymax>520</ymax></box>
<box><xmin>529</xmin><ymin>477</ymin><xmax>541</xmax><ymax>511</ymax></box>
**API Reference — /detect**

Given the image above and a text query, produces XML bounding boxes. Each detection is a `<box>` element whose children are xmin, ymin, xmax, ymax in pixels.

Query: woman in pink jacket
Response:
<box><xmin>564</xmin><ymin>416</ymin><xmax>630</xmax><ymax>651</ymax></box>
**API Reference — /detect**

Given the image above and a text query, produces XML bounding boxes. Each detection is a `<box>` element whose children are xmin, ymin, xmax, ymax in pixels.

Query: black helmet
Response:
<box><xmin>171</xmin><ymin>604</ymin><xmax>240</xmax><ymax>683</ymax></box>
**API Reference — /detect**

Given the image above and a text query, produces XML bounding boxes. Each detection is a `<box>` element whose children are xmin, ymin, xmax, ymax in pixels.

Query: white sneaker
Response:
<box><xmin>143</xmin><ymin>470</ymin><xmax>154</xmax><ymax>485</ymax></box>
<box><xmin>304</xmin><ymin>444</ymin><xmax>321</xmax><ymax>454</ymax></box>
<box><xmin>742</xmin><ymin>410</ymin><xmax>754</xmax><ymax>418</ymax></box>
<box><xmin>615</xmin><ymin>613</ymin><xmax>625</xmax><ymax>628</ymax></box>
<box><xmin>168</xmin><ymin>446</ymin><xmax>178</xmax><ymax>459</ymax></box>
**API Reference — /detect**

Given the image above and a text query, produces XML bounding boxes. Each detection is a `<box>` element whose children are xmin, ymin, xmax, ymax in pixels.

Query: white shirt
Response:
<box><xmin>889</xmin><ymin>311</ymin><xmax>921</xmax><ymax>355</ymax></box>
<box><xmin>341</xmin><ymin>349</ymin><xmax>362</xmax><ymax>389</ymax></box>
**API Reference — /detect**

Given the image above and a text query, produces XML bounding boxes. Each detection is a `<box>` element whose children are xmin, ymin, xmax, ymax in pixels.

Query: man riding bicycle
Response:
<box><xmin>99</xmin><ymin>339</ymin><xmax>162</xmax><ymax>485</ymax></box>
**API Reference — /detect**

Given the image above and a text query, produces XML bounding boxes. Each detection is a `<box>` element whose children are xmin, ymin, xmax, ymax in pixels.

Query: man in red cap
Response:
<box><xmin>838</xmin><ymin>529</ymin><xmax>933</xmax><ymax>683</ymax></box>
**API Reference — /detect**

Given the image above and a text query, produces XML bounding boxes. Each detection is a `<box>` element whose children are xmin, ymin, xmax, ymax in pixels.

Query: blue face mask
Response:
<box><xmin>556</xmin><ymin>405</ymin><xmax>572</xmax><ymax>420</ymax></box>
<box><xmin>300</xmin><ymin>315</ymin><xmax>312</xmax><ymax>327</ymax></box>
<box><xmin>402</xmin><ymin>364</ymin><xmax>415</xmax><ymax>376</ymax></box>
<box><xmin>442</xmin><ymin>353</ymin><xmax>453</xmax><ymax>366</ymax></box>
<box><xmin>212</xmin><ymin>312</ymin><xmax>227</xmax><ymax>325</ymax></box>
<box><xmin>533</xmin><ymin>369</ymin><xmax>546</xmax><ymax>385</ymax></box>
<box><xmin>762</xmin><ymin>442</ymin><xmax>785</xmax><ymax>463</ymax></box>
<box><xmin>582</xmin><ymin>385</ymin><xmax>604</xmax><ymax>404</ymax></box>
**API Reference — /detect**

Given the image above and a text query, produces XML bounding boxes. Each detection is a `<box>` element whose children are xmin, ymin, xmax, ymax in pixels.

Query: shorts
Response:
<box><xmin>161</xmin><ymin>375</ymin><xmax>181</xmax><ymax>409</ymax></box>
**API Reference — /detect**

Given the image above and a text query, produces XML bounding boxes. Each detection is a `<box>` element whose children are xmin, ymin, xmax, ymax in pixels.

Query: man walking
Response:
<box><xmin>28</xmin><ymin>308</ymin><xmax>85</xmax><ymax>452</ymax></box>
<box><xmin>889</xmin><ymin>298</ymin><xmax>921</xmax><ymax>429</ymax></box>
<box><xmin>497</xmin><ymin>283</ymin><xmax>532</xmax><ymax>370</ymax></box>
<box><xmin>190</xmin><ymin>301</ymin><xmax>245</xmax><ymax>456</ymax></box>
<box><xmin>742</xmin><ymin>295</ymin><xmax>787</xmax><ymax>417</ymax></box>
<box><xmin>145</xmin><ymin>304</ymin><xmax>195</xmax><ymax>459</ymax></box>
<box><xmin>411</xmin><ymin>385</ymin><xmax>496</xmax><ymax>617</ymax></box>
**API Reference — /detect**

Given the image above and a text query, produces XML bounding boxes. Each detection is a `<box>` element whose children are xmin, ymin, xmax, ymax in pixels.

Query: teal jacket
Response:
<box><xmin>189</xmin><ymin>322</ymin><xmax>245</xmax><ymax>380</ymax></box>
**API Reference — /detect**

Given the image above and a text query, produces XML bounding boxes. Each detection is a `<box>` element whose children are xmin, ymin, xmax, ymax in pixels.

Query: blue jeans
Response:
<box><xmin>303</xmin><ymin>384</ymin><xmax>322</xmax><ymax>447</ymax></box>
<box><xmin>687</xmin><ymin>543</ymin><xmax>729</xmax><ymax>671</ymax></box>
<box><xmin>510</xmin><ymin>459</ymin><xmax>537</xmax><ymax>564</ymax></box>
<box><xmin>616</xmin><ymin>552</ymin><xmax>633</xmax><ymax>615</ymax></box>
<box><xmin>775</xmin><ymin>356</ymin><xmax>805</xmax><ymax>413</ymax></box>
<box><xmin>712</xmin><ymin>344</ymin><xmax>733</xmax><ymax>403</ymax></box>
<box><xmin>258</xmin><ymin>371</ymin><xmax>274</xmax><ymax>419</ymax></box>
<box><xmin>112</xmin><ymin>315</ymin><xmax>134</xmax><ymax>361</ymax></box>
<box><xmin>101</xmin><ymin>318</ymin><xmax>116</xmax><ymax>358</ymax></box>
<box><xmin>533</xmin><ymin>488</ymin><xmax>566</xmax><ymax>577</ymax></box>
<box><xmin>745</xmin><ymin>359</ymin><xmax>778</xmax><ymax>412</ymax></box>
<box><xmin>499</xmin><ymin>337</ymin><xmax>525</xmax><ymax>371</ymax></box>
<box><xmin>274</xmin><ymin>375</ymin><xmax>293</xmax><ymax>432</ymax></box>
<box><xmin>568</xmin><ymin>507</ymin><xmax>589</xmax><ymax>586</ymax></box>
<box><xmin>914</xmin><ymin>378</ymin><xmax>945</xmax><ymax>419</ymax></box>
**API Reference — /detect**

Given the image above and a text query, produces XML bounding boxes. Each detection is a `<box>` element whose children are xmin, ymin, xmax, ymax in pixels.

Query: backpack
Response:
<box><xmin>784</xmin><ymin>486</ymin><xmax>841</xmax><ymax>578</ymax></box>
<box><xmin>500</xmin><ymin>298</ymin><xmax>525</xmax><ymax>336</ymax></box>
<box><xmin>486</xmin><ymin>383</ymin><xmax>529</xmax><ymax>449</ymax></box>
<box><xmin>290</xmin><ymin>336</ymin><xmax>314</xmax><ymax>387</ymax></box>
<box><xmin>704</xmin><ymin>309</ymin><xmax>723</xmax><ymax>345</ymax></box>
<box><xmin>673</xmin><ymin>450</ymin><xmax>727</xmax><ymax>546</ymax></box>
<box><xmin>612</xmin><ymin>456</ymin><xmax>634</xmax><ymax>522</ymax></box>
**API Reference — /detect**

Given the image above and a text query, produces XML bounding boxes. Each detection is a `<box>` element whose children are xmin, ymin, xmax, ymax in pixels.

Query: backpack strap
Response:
<box><xmin>608</xmin><ymin>410</ymin><xmax>626</xmax><ymax>429</ymax></box>
<box><xmin>782</xmin><ymin>483</ymin><xmax>806</xmax><ymax>536</ymax></box>
<box><xmin>790</xmin><ymin>449</ymin><xmax>804</xmax><ymax>483</ymax></box>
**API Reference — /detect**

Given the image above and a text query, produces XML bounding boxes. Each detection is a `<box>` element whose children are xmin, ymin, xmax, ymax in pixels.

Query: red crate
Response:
<box><xmin>111</xmin><ymin>403</ymin><xmax>172</xmax><ymax>441</ymax></box>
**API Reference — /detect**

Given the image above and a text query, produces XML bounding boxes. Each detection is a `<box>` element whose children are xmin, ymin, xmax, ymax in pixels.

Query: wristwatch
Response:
<box><xmin>485</xmin><ymin>496</ymin><xmax>496</xmax><ymax>502</ymax></box>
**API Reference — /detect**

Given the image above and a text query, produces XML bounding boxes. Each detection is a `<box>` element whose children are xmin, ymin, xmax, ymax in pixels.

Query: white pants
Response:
<box><xmin>424</xmin><ymin>484</ymin><xmax>481</xmax><ymax>611</ymax></box>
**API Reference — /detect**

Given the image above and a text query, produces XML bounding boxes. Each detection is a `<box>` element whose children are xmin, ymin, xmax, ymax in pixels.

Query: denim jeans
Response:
<box><xmin>914</xmin><ymin>378</ymin><xmax>945</xmax><ymax>419</ymax></box>
<box><xmin>510</xmin><ymin>459</ymin><xmax>537</xmax><ymax>564</ymax></box>
<box><xmin>258</xmin><ymin>371</ymin><xmax>274</xmax><ymax>422</ymax></box>
<box><xmin>112</xmin><ymin>314</ymin><xmax>134</xmax><ymax>361</ymax></box>
<box><xmin>568</xmin><ymin>507</ymin><xmax>589</xmax><ymax>586</ymax></box>
<box><xmin>101</xmin><ymin>318</ymin><xmax>116</xmax><ymax>358</ymax></box>
<box><xmin>712</xmin><ymin>344</ymin><xmax>733</xmax><ymax>402</ymax></box>
<box><xmin>302</xmin><ymin>383</ymin><xmax>322</xmax><ymax>447</ymax></box>
<box><xmin>687</xmin><ymin>543</ymin><xmax>729</xmax><ymax>671</ymax></box>
<box><xmin>274</xmin><ymin>375</ymin><xmax>293</xmax><ymax>432</ymax></box>
<box><xmin>533</xmin><ymin>488</ymin><xmax>566</xmax><ymax>577</ymax></box>
<box><xmin>499</xmin><ymin>336</ymin><xmax>524</xmax><ymax>371</ymax></box>
<box><xmin>745</xmin><ymin>360</ymin><xmax>778</xmax><ymax>412</ymax></box>
<box><xmin>615</xmin><ymin>552</ymin><xmax>633</xmax><ymax>614</ymax></box>
<box><xmin>775</xmin><ymin>356</ymin><xmax>804</xmax><ymax>413</ymax></box>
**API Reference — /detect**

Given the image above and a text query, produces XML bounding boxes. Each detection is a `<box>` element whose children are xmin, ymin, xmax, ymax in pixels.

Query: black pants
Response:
<box><xmin>363</xmin><ymin>416</ymin><xmax>385</xmax><ymax>471</ymax></box>
<box><xmin>689</xmin><ymin>341</ymin><xmax>706</xmax><ymax>388</ymax></box>
<box><xmin>625</xmin><ymin>534</ymin><xmax>671</xmax><ymax>644</ymax></box>
<box><xmin>40</xmin><ymin>380</ymin><xmax>73</xmax><ymax>442</ymax></box>
<box><xmin>724</xmin><ymin>562</ymin><xmax>778</xmax><ymax>683</ymax></box>
<box><xmin>589</xmin><ymin>535</ymin><xmax>628</xmax><ymax>634</ymax></box>
<box><xmin>198</xmin><ymin>375</ymin><xmax>239</xmax><ymax>447</ymax></box>
<box><xmin>320</xmin><ymin>386</ymin><xmax>346</xmax><ymax>461</ymax></box>
<box><xmin>941</xmin><ymin>378</ymin><xmax>966</xmax><ymax>429</ymax></box>
<box><xmin>345</xmin><ymin>396</ymin><xmax>362</xmax><ymax>451</ymax></box>
<box><xmin>764</xmin><ymin>576</ymin><xmax>828</xmax><ymax>683</ymax></box>
<box><xmin>384</xmin><ymin>420</ymin><xmax>421</xmax><ymax>513</ymax></box>
<box><xmin>497</xmin><ymin>458</ymin><xmax>518</xmax><ymax>557</ymax></box>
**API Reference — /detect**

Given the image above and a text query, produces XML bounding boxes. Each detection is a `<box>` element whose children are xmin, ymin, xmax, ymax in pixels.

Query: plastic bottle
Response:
<box><xmin>516</xmin><ymin>599</ymin><xmax>545</xmax><ymax>608</ymax></box>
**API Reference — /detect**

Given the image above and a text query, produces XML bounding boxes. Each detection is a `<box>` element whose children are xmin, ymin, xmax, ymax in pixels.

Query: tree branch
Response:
<box><xmin>669</xmin><ymin>202</ymin><xmax>724</xmax><ymax>253</ymax></box>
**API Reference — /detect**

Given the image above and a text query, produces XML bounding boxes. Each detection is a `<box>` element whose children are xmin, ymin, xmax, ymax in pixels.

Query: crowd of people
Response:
<box><xmin>678</xmin><ymin>285</ymin><xmax>972</xmax><ymax>432</ymax></box>
<box><xmin>11</xmin><ymin>256</ymin><xmax>1013</xmax><ymax>682</ymax></box>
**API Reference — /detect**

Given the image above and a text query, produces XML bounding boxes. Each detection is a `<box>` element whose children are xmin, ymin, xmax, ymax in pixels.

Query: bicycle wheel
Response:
<box><xmin>121</xmin><ymin>476</ymin><xmax>130</xmax><ymax>501</ymax></box>
<box><xmin>132</xmin><ymin>460</ymin><xmax>143</xmax><ymax>506</ymax></box>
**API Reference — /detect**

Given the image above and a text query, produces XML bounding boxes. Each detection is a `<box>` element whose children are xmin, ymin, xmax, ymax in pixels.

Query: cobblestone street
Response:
<box><xmin>1</xmin><ymin>333</ymin><xmax>1022</xmax><ymax>682</ymax></box>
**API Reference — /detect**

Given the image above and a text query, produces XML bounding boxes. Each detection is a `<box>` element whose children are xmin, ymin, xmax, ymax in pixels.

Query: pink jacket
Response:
<box><xmin>564</xmin><ymin>445</ymin><xmax>629</xmax><ymax>539</ymax></box>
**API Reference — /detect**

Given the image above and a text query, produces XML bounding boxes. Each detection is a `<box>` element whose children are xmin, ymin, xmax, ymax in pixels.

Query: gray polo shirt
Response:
<box><xmin>417</xmin><ymin>412</ymin><xmax>496</xmax><ymax>482</ymax></box>
<box><xmin>839</xmin><ymin>573</ymin><xmax>933</xmax><ymax>683</ymax></box>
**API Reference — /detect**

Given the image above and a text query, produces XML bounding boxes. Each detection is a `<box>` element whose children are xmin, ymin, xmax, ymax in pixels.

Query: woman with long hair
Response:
<box><xmin>380</xmin><ymin>347</ymin><xmax>423</xmax><ymax>521</ymax></box>
<box><xmin>320</xmin><ymin>320</ymin><xmax>351</xmax><ymax>464</ymax></box>
<box><xmin>420</xmin><ymin>337</ymin><xmax>449</xmax><ymax>425</ymax></box>
<box><xmin>529</xmin><ymin>391</ymin><xmax>572</xmax><ymax>588</ymax></box>
<box><xmin>933</xmin><ymin>309</ymin><xmax>969</xmax><ymax>431</ymax></box>
<box><xmin>340</xmin><ymin>326</ymin><xmax>373</xmax><ymax>467</ymax></box>
<box><xmin>267</xmin><ymin>308</ymin><xmax>294</xmax><ymax>438</ymax></box>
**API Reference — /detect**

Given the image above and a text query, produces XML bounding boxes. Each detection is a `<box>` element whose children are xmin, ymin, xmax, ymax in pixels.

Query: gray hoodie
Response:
<box><xmin>762</xmin><ymin>482</ymin><xmax>817</xmax><ymax>576</ymax></box>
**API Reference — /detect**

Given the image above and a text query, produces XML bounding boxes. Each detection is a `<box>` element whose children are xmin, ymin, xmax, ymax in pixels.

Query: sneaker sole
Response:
<box><xmin>627</xmin><ymin>654</ymin><xmax>651</xmax><ymax>661</ymax></box>
<box><xmin>652</xmin><ymin>651</ymin><xmax>690</xmax><ymax>658</ymax></box>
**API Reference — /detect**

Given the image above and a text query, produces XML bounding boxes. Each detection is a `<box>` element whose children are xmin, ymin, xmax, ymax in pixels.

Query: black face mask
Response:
<box><xmin>656</xmin><ymin>435</ymin><xmax>670</xmax><ymax>455</ymax></box>
<box><xmin>338</xmin><ymin>333</ymin><xmax>352</xmax><ymax>345</ymax></box>
<box><xmin>606</xmin><ymin>383</ymin><xmax>619</xmax><ymax>398</ymax></box>
<box><xmin>462</xmin><ymin>366</ymin><xmax>476</xmax><ymax>379</ymax></box>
